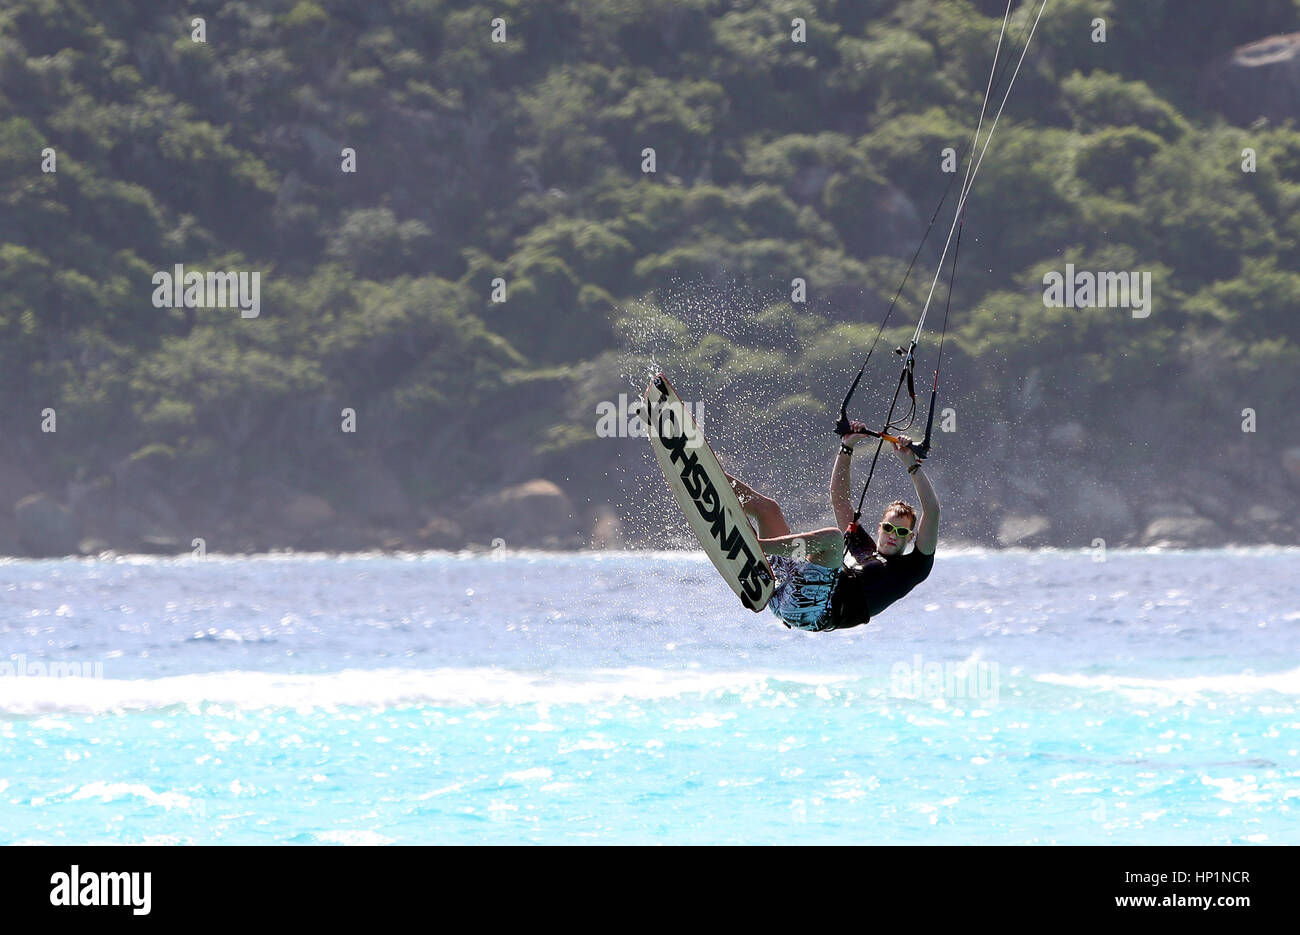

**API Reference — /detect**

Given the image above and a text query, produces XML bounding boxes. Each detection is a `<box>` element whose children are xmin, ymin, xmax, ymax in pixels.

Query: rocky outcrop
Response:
<box><xmin>342</xmin><ymin>455</ymin><xmax>410</xmax><ymax>524</ymax></box>
<box><xmin>458</xmin><ymin>479</ymin><xmax>583</xmax><ymax>548</ymax></box>
<box><xmin>136</xmin><ymin>535</ymin><xmax>183</xmax><ymax>555</ymax></box>
<box><xmin>1142</xmin><ymin>516</ymin><xmax>1217</xmax><ymax>548</ymax></box>
<box><xmin>1203</xmin><ymin>33</ymin><xmax>1300</xmax><ymax>125</ymax></box>
<box><xmin>1283</xmin><ymin>446</ymin><xmax>1300</xmax><ymax>485</ymax></box>
<box><xmin>589</xmin><ymin>504</ymin><xmax>625</xmax><ymax>549</ymax></box>
<box><xmin>417</xmin><ymin>515</ymin><xmax>464</xmax><ymax>550</ymax></box>
<box><xmin>2</xmin><ymin>426</ymin><xmax>1296</xmax><ymax>555</ymax></box>
<box><xmin>282</xmin><ymin>493</ymin><xmax>336</xmax><ymax>531</ymax></box>
<box><xmin>14</xmin><ymin>493</ymin><xmax>81</xmax><ymax>557</ymax></box>
<box><xmin>0</xmin><ymin>457</ymin><xmax>40</xmax><ymax>554</ymax></box>
<box><xmin>997</xmin><ymin>514</ymin><xmax>1050</xmax><ymax>547</ymax></box>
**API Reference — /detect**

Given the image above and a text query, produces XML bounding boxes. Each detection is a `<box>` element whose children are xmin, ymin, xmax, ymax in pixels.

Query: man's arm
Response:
<box><xmin>889</xmin><ymin>437</ymin><xmax>939</xmax><ymax>555</ymax></box>
<box><xmin>909</xmin><ymin>465</ymin><xmax>940</xmax><ymax>555</ymax></box>
<box><xmin>831</xmin><ymin>425</ymin><xmax>872</xmax><ymax>530</ymax></box>
<box><xmin>830</xmin><ymin>444</ymin><xmax>855</xmax><ymax>530</ymax></box>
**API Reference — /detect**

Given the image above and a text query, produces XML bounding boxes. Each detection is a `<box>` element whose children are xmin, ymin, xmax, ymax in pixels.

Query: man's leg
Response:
<box><xmin>760</xmin><ymin>527</ymin><xmax>846</xmax><ymax>568</ymax></box>
<box><xmin>725</xmin><ymin>473</ymin><xmax>792</xmax><ymax>539</ymax></box>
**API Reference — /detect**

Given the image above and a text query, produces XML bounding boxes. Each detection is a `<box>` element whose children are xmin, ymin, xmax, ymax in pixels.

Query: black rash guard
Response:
<box><xmin>827</xmin><ymin>533</ymin><xmax>934</xmax><ymax>630</ymax></box>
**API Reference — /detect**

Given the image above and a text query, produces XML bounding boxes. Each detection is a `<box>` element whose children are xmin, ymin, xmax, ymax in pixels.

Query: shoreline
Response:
<box><xmin>2</xmin><ymin>542</ymin><xmax>1298</xmax><ymax>562</ymax></box>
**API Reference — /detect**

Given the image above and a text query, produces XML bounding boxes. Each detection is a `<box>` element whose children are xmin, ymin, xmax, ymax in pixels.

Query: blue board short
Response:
<box><xmin>767</xmin><ymin>555</ymin><xmax>839</xmax><ymax>631</ymax></box>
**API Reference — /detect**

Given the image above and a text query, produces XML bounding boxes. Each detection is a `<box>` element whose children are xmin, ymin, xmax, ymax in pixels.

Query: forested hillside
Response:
<box><xmin>2</xmin><ymin>0</ymin><xmax>1299</xmax><ymax>555</ymax></box>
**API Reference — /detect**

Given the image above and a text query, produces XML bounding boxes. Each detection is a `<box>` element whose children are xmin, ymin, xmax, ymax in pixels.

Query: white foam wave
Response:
<box><xmin>1036</xmin><ymin>668</ymin><xmax>1300</xmax><ymax>703</ymax></box>
<box><xmin>70</xmin><ymin>781</ymin><xmax>192</xmax><ymax>810</ymax></box>
<box><xmin>0</xmin><ymin>667</ymin><xmax>849</xmax><ymax>715</ymax></box>
<box><xmin>314</xmin><ymin>830</ymin><xmax>395</xmax><ymax>845</ymax></box>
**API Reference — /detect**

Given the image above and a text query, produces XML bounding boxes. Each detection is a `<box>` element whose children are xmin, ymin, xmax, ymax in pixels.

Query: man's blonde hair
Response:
<box><xmin>881</xmin><ymin>500</ymin><xmax>917</xmax><ymax>526</ymax></box>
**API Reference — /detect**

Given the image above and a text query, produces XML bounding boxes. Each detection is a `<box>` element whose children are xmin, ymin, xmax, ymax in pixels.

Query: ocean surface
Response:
<box><xmin>1</xmin><ymin>548</ymin><xmax>1297</xmax><ymax>845</ymax></box>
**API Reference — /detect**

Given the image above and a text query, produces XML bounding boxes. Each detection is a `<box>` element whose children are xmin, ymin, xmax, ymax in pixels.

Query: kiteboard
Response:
<box><xmin>643</xmin><ymin>373</ymin><xmax>774</xmax><ymax>612</ymax></box>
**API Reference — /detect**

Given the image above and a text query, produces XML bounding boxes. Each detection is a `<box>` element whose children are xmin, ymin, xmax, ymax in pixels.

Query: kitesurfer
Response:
<box><xmin>725</xmin><ymin>423</ymin><xmax>937</xmax><ymax>631</ymax></box>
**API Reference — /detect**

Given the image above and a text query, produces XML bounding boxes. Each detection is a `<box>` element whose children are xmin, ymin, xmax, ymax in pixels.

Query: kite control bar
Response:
<box><xmin>835</xmin><ymin>418</ymin><xmax>931</xmax><ymax>461</ymax></box>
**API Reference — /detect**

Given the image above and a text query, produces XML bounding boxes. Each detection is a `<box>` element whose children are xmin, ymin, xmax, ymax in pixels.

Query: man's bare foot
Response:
<box><xmin>724</xmin><ymin>472</ymin><xmax>755</xmax><ymax>503</ymax></box>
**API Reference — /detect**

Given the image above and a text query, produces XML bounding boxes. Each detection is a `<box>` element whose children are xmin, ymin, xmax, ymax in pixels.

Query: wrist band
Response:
<box><xmin>840</xmin><ymin>444</ymin><xmax>854</xmax><ymax>456</ymax></box>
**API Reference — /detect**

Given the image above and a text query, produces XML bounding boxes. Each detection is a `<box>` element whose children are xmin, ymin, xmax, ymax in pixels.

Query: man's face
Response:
<box><xmin>876</xmin><ymin>510</ymin><xmax>913</xmax><ymax>556</ymax></box>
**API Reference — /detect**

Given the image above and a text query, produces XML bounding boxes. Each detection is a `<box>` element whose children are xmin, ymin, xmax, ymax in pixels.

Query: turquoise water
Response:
<box><xmin>1</xmin><ymin>549</ymin><xmax>1298</xmax><ymax>844</ymax></box>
